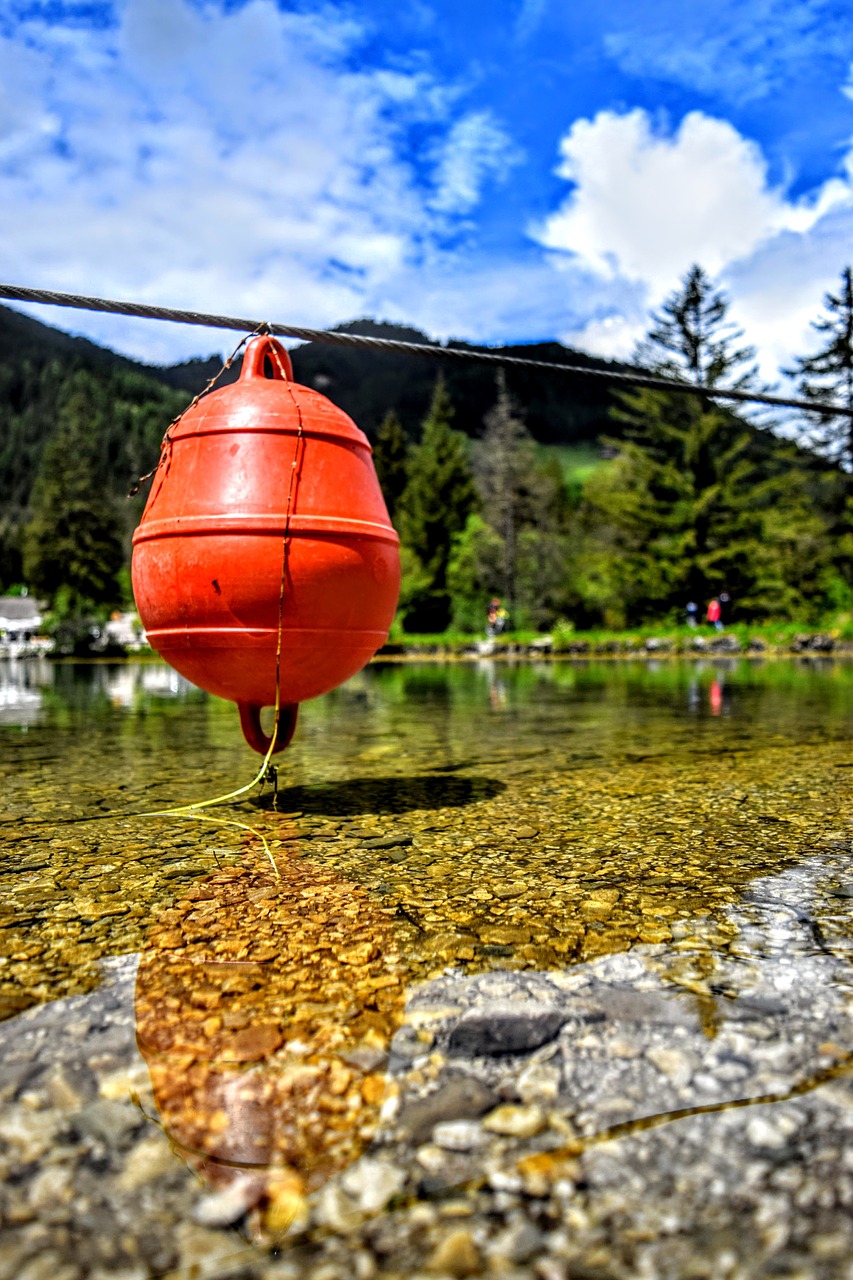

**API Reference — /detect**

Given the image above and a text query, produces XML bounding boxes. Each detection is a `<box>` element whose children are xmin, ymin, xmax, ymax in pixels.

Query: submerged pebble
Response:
<box><xmin>1</xmin><ymin>657</ymin><xmax>852</xmax><ymax>1277</ymax></box>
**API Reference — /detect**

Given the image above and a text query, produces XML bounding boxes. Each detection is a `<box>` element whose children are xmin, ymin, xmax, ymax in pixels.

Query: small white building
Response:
<box><xmin>103</xmin><ymin>610</ymin><xmax>147</xmax><ymax>650</ymax></box>
<box><xmin>0</xmin><ymin>595</ymin><xmax>45</xmax><ymax>643</ymax></box>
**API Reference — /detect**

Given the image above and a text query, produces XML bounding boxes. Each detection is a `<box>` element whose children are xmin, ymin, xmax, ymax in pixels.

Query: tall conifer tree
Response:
<box><xmin>787</xmin><ymin>266</ymin><xmax>853</xmax><ymax>468</ymax></box>
<box><xmin>473</xmin><ymin>373</ymin><xmax>568</xmax><ymax>625</ymax></box>
<box><xmin>581</xmin><ymin>267</ymin><xmax>819</xmax><ymax>622</ymax></box>
<box><xmin>636</xmin><ymin>264</ymin><xmax>765</xmax><ymax>394</ymax></box>
<box><xmin>371</xmin><ymin>409</ymin><xmax>409</xmax><ymax>521</ymax></box>
<box><xmin>396</xmin><ymin>377</ymin><xmax>477</xmax><ymax>631</ymax></box>
<box><xmin>23</xmin><ymin>370</ymin><xmax>125</xmax><ymax>608</ymax></box>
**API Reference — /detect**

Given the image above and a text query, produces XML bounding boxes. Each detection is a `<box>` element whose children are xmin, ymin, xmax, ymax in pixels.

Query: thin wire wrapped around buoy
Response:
<box><xmin>131</xmin><ymin>334</ymin><xmax>401</xmax><ymax>754</ymax></box>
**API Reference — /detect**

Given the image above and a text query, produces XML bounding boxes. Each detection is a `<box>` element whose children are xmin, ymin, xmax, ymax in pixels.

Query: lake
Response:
<box><xmin>1</xmin><ymin>655</ymin><xmax>852</xmax><ymax>1279</ymax></box>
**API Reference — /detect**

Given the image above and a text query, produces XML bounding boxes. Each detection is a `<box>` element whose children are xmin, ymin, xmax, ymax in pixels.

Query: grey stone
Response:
<box><xmin>72</xmin><ymin>1100</ymin><xmax>142</xmax><ymax>1149</ymax></box>
<box><xmin>399</xmin><ymin>1074</ymin><xmax>499</xmax><ymax>1143</ymax></box>
<box><xmin>575</xmin><ymin>986</ymin><xmax>700</xmax><ymax>1029</ymax></box>
<box><xmin>448</xmin><ymin>1001</ymin><xmax>566</xmax><ymax>1056</ymax></box>
<box><xmin>489</xmin><ymin>1219</ymin><xmax>547</xmax><ymax>1265</ymax></box>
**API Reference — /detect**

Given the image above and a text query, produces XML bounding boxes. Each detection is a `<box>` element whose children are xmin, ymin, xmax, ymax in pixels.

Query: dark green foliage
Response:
<box><xmin>580</xmin><ymin>389</ymin><xmax>793</xmax><ymax>623</ymax></box>
<box><xmin>289</xmin><ymin>319</ymin><xmax>626</xmax><ymax>446</ymax></box>
<box><xmin>371</xmin><ymin>409</ymin><xmax>409</xmax><ymax>521</ymax></box>
<box><xmin>635</xmin><ymin>263</ymin><xmax>765</xmax><ymax>393</ymax></box>
<box><xmin>446</xmin><ymin>514</ymin><xmax>505</xmax><ymax>631</ymax></box>
<box><xmin>396</xmin><ymin>378</ymin><xmax>478</xmax><ymax>631</ymax></box>
<box><xmin>787</xmin><ymin>266</ymin><xmax>853</xmax><ymax>468</ymax></box>
<box><xmin>0</xmin><ymin>305</ymin><xmax>189</xmax><ymax>595</ymax></box>
<box><xmin>22</xmin><ymin>371</ymin><xmax>126</xmax><ymax>608</ymax></box>
<box><xmin>575</xmin><ymin>266</ymin><xmax>840</xmax><ymax>626</ymax></box>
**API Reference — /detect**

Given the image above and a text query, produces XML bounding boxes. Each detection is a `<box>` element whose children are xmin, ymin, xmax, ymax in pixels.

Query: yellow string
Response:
<box><xmin>136</xmin><ymin>332</ymin><xmax>304</xmax><ymax>880</ymax></box>
<box><xmin>137</xmin><ymin>809</ymin><xmax>280</xmax><ymax>876</ymax></box>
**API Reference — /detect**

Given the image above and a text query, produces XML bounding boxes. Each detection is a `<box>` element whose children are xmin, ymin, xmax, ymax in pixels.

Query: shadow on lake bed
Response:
<box><xmin>253</xmin><ymin>773</ymin><xmax>506</xmax><ymax>815</ymax></box>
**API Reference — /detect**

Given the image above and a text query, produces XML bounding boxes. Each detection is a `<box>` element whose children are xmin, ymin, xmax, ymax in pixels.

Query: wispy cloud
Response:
<box><xmin>515</xmin><ymin>0</ymin><xmax>548</xmax><ymax>44</ymax></box>
<box><xmin>429</xmin><ymin>111</ymin><xmax>522</xmax><ymax>215</ymax></box>
<box><xmin>602</xmin><ymin>0</ymin><xmax>852</xmax><ymax>105</ymax></box>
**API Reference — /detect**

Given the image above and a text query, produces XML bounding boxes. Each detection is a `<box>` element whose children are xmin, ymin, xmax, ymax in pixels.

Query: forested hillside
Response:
<box><xmin>0</xmin><ymin>304</ymin><xmax>627</xmax><ymax>596</ymax></box>
<box><xmin>1</xmin><ymin>265</ymin><xmax>851</xmax><ymax>642</ymax></box>
<box><xmin>288</xmin><ymin>319</ymin><xmax>625</xmax><ymax>444</ymax></box>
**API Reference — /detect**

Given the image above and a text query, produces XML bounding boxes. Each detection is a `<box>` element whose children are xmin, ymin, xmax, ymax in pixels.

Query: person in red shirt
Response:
<box><xmin>706</xmin><ymin>598</ymin><xmax>722</xmax><ymax>629</ymax></box>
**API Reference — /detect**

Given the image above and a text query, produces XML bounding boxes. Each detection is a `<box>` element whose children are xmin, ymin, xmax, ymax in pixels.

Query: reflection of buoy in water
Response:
<box><xmin>131</xmin><ymin>335</ymin><xmax>401</xmax><ymax>753</ymax></box>
<box><xmin>135</xmin><ymin>848</ymin><xmax>405</xmax><ymax>1239</ymax></box>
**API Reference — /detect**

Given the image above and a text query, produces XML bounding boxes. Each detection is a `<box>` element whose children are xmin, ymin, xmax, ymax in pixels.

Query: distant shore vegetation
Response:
<box><xmin>2</xmin><ymin>264</ymin><xmax>852</xmax><ymax>650</ymax></box>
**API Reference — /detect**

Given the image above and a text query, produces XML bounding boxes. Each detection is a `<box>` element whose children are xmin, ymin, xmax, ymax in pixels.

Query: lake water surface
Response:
<box><xmin>1</xmin><ymin>656</ymin><xmax>852</xmax><ymax>1279</ymax></box>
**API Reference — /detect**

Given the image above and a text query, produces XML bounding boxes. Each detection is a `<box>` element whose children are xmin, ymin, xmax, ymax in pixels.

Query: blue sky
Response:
<box><xmin>2</xmin><ymin>0</ymin><xmax>853</xmax><ymax>385</ymax></box>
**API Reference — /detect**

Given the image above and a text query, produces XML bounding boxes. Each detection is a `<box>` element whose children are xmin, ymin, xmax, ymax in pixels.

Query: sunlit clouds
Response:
<box><xmin>536</xmin><ymin>109</ymin><xmax>853</xmax><ymax>377</ymax></box>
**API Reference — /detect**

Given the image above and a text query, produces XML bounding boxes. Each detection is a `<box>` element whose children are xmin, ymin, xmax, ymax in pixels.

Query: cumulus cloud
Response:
<box><xmin>533</xmin><ymin>107</ymin><xmax>853</xmax><ymax>377</ymax></box>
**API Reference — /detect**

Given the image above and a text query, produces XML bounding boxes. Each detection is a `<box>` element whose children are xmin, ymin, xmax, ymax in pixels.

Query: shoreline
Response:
<box><xmin>375</xmin><ymin>632</ymin><xmax>853</xmax><ymax>661</ymax></box>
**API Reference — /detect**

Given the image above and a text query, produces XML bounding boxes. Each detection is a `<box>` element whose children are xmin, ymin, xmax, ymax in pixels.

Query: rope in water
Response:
<box><xmin>1</xmin><ymin>280</ymin><xmax>850</xmax><ymax>417</ymax></box>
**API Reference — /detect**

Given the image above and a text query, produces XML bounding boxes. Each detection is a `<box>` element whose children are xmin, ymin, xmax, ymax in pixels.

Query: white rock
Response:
<box><xmin>517</xmin><ymin>1062</ymin><xmax>562</xmax><ymax>1103</ymax></box>
<box><xmin>340</xmin><ymin>1157</ymin><xmax>406</xmax><ymax>1212</ymax></box>
<box><xmin>646</xmin><ymin>1047</ymin><xmax>693</xmax><ymax>1089</ymax></box>
<box><xmin>746</xmin><ymin>1116</ymin><xmax>788</xmax><ymax>1149</ymax></box>
<box><xmin>432</xmin><ymin>1120</ymin><xmax>486</xmax><ymax>1151</ymax></box>
<box><xmin>191</xmin><ymin>1174</ymin><xmax>262</xmax><ymax>1227</ymax></box>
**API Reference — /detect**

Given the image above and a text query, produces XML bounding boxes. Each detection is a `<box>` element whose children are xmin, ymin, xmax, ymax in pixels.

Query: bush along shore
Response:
<box><xmin>378</xmin><ymin>620</ymin><xmax>853</xmax><ymax>660</ymax></box>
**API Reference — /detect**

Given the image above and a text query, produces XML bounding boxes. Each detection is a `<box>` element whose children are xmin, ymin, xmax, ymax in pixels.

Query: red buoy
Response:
<box><xmin>131</xmin><ymin>335</ymin><xmax>400</xmax><ymax>753</ymax></box>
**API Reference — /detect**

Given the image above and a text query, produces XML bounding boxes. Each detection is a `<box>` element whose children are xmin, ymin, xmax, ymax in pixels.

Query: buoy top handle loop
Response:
<box><xmin>239</xmin><ymin>335</ymin><xmax>294</xmax><ymax>383</ymax></box>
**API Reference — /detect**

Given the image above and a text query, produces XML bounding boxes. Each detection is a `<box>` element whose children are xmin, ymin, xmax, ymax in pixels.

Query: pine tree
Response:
<box><xmin>473</xmin><ymin>373</ymin><xmax>568</xmax><ymax>626</ymax></box>
<box><xmin>446</xmin><ymin>514</ymin><xmax>504</xmax><ymax>631</ymax></box>
<box><xmin>371</xmin><ymin>409</ymin><xmax>409</xmax><ymax>521</ymax></box>
<box><xmin>396</xmin><ymin>377</ymin><xmax>478</xmax><ymax>631</ymax></box>
<box><xmin>787</xmin><ymin>266</ymin><xmax>853</xmax><ymax>468</ymax></box>
<box><xmin>636</xmin><ymin>263</ymin><xmax>767</xmax><ymax>400</ymax></box>
<box><xmin>474</xmin><ymin>374</ymin><xmax>534</xmax><ymax>615</ymax></box>
<box><xmin>578</xmin><ymin>269</ymin><xmax>823</xmax><ymax>623</ymax></box>
<box><xmin>23</xmin><ymin>370</ymin><xmax>125</xmax><ymax>609</ymax></box>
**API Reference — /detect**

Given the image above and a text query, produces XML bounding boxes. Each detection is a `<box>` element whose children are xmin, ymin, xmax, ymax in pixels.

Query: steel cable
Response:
<box><xmin>1</xmin><ymin>281</ymin><xmax>850</xmax><ymax>418</ymax></box>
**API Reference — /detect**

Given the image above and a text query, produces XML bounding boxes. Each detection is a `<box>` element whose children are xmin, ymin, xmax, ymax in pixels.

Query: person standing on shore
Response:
<box><xmin>719</xmin><ymin>591</ymin><xmax>732</xmax><ymax>625</ymax></box>
<box><xmin>486</xmin><ymin>598</ymin><xmax>508</xmax><ymax>638</ymax></box>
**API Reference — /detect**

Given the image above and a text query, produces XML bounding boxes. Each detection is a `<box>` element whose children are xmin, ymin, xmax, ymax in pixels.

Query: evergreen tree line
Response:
<box><xmin>377</xmin><ymin>264</ymin><xmax>853</xmax><ymax>633</ymax></box>
<box><xmin>0</xmin><ymin>357</ymin><xmax>185</xmax><ymax>639</ymax></box>
<box><xmin>4</xmin><ymin>264</ymin><xmax>853</xmax><ymax>636</ymax></box>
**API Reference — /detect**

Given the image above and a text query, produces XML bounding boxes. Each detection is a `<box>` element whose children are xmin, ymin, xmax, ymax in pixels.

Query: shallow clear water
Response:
<box><xmin>1</xmin><ymin>655</ymin><xmax>852</xmax><ymax>1277</ymax></box>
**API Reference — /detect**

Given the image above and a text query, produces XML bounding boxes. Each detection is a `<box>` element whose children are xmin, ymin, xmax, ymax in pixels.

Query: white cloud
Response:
<box><xmin>532</xmin><ymin>107</ymin><xmax>853</xmax><ymax>379</ymax></box>
<box><xmin>535</xmin><ymin>109</ymin><xmax>852</xmax><ymax>293</ymax></box>
<box><xmin>429</xmin><ymin>111</ymin><xmax>522</xmax><ymax>214</ymax></box>
<box><xmin>515</xmin><ymin>0</ymin><xmax>548</xmax><ymax>44</ymax></box>
<box><xmin>0</xmin><ymin>0</ymin><xmax>519</xmax><ymax>362</ymax></box>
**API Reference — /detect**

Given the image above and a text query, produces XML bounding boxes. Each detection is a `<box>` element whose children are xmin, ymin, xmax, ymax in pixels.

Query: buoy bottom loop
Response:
<box><xmin>238</xmin><ymin>702</ymin><xmax>299</xmax><ymax>755</ymax></box>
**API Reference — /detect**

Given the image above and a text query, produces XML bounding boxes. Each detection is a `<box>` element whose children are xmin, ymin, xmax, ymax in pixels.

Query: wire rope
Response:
<box><xmin>1</xmin><ymin>281</ymin><xmax>850</xmax><ymax>418</ymax></box>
